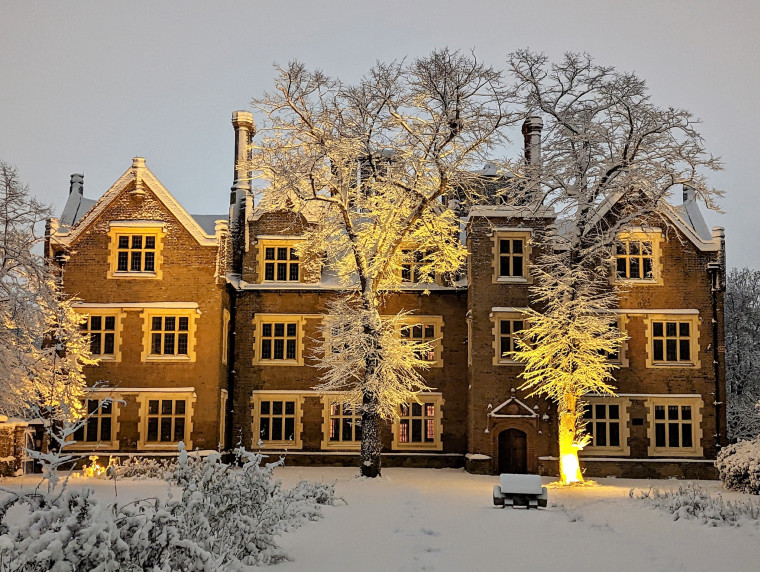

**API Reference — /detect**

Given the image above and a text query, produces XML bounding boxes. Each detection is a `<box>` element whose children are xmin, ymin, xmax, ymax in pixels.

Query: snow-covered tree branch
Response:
<box><xmin>505</xmin><ymin>51</ymin><xmax>723</xmax><ymax>483</ymax></box>
<box><xmin>249</xmin><ymin>49</ymin><xmax>515</xmax><ymax>476</ymax></box>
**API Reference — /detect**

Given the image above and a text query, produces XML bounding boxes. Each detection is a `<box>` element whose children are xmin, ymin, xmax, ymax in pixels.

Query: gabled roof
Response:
<box><xmin>582</xmin><ymin>188</ymin><xmax>721</xmax><ymax>252</ymax></box>
<box><xmin>53</xmin><ymin>157</ymin><xmax>223</xmax><ymax>247</ymax></box>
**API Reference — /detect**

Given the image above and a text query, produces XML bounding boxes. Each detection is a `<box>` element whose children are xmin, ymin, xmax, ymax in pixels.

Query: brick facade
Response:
<box><xmin>45</xmin><ymin>115</ymin><xmax>727</xmax><ymax>480</ymax></box>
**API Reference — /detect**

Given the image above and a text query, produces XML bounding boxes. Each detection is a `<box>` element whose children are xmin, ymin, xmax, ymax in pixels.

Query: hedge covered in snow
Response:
<box><xmin>715</xmin><ymin>436</ymin><xmax>760</xmax><ymax>495</ymax></box>
<box><xmin>0</xmin><ymin>446</ymin><xmax>334</xmax><ymax>571</ymax></box>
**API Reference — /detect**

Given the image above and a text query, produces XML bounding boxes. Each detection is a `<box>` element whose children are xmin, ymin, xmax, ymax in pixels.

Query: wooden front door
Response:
<box><xmin>498</xmin><ymin>428</ymin><xmax>527</xmax><ymax>474</ymax></box>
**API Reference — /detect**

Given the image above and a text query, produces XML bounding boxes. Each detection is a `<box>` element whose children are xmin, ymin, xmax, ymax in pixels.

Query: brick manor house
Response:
<box><xmin>44</xmin><ymin>111</ymin><xmax>727</xmax><ymax>479</ymax></box>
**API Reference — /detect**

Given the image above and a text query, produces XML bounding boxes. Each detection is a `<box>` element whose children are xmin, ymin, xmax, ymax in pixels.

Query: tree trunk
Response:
<box><xmin>557</xmin><ymin>394</ymin><xmax>584</xmax><ymax>484</ymax></box>
<box><xmin>360</xmin><ymin>391</ymin><xmax>382</xmax><ymax>477</ymax></box>
<box><xmin>359</xmin><ymin>290</ymin><xmax>383</xmax><ymax>478</ymax></box>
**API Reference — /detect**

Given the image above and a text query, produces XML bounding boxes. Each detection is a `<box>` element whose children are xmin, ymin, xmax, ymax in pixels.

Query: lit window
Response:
<box><xmin>322</xmin><ymin>401</ymin><xmax>362</xmax><ymax>449</ymax></box>
<box><xmin>72</xmin><ymin>399</ymin><xmax>115</xmax><ymax>445</ymax></box>
<box><xmin>392</xmin><ymin>394</ymin><xmax>443</xmax><ymax>450</ymax></box>
<box><xmin>253</xmin><ymin>315</ymin><xmax>305</xmax><ymax>365</ymax></box>
<box><xmin>107</xmin><ymin>224</ymin><xmax>164</xmax><ymax>279</ymax></box>
<box><xmin>252</xmin><ymin>394</ymin><xmax>303</xmax><ymax>448</ymax></box>
<box><xmin>647</xmin><ymin>397</ymin><xmax>703</xmax><ymax>456</ymax></box>
<box><xmin>146</xmin><ymin>399</ymin><xmax>187</xmax><ymax>444</ymax></box>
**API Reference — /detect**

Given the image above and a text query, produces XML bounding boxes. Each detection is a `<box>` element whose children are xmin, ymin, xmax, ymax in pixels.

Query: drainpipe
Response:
<box><xmin>707</xmin><ymin>226</ymin><xmax>726</xmax><ymax>451</ymax></box>
<box><xmin>226</xmin><ymin>286</ymin><xmax>237</xmax><ymax>454</ymax></box>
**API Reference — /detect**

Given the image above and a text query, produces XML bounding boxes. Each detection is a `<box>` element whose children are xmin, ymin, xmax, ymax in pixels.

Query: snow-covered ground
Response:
<box><xmin>4</xmin><ymin>467</ymin><xmax>760</xmax><ymax>571</ymax></box>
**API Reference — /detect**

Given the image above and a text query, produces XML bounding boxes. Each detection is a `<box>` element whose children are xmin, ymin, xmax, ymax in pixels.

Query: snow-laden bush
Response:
<box><xmin>0</xmin><ymin>445</ymin><xmax>334</xmax><ymax>571</ymax></box>
<box><xmin>715</xmin><ymin>436</ymin><xmax>760</xmax><ymax>494</ymax></box>
<box><xmin>630</xmin><ymin>483</ymin><xmax>760</xmax><ymax>526</ymax></box>
<box><xmin>108</xmin><ymin>455</ymin><xmax>178</xmax><ymax>480</ymax></box>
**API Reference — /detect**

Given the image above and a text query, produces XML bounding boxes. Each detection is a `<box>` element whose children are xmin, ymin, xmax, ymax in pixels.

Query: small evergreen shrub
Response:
<box><xmin>715</xmin><ymin>436</ymin><xmax>760</xmax><ymax>494</ymax></box>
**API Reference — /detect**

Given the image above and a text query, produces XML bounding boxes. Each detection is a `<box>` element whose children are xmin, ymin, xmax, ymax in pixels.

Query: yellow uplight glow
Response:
<box><xmin>560</xmin><ymin>453</ymin><xmax>581</xmax><ymax>484</ymax></box>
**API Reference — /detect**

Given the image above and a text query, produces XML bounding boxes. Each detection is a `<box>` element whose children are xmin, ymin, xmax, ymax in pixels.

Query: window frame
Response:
<box><xmin>613</xmin><ymin>230</ymin><xmax>663</xmax><ymax>285</ymax></box>
<box><xmin>395</xmin><ymin>315</ymin><xmax>444</xmax><ymax>368</ymax></box>
<box><xmin>391</xmin><ymin>393</ymin><xmax>444</xmax><ymax>451</ymax></box>
<box><xmin>107</xmin><ymin>222</ymin><xmax>165</xmax><ymax>280</ymax></box>
<box><xmin>64</xmin><ymin>394</ymin><xmax>121</xmax><ymax>451</ymax></box>
<box><xmin>140</xmin><ymin>308</ymin><xmax>199</xmax><ymax>362</ymax></box>
<box><xmin>643</xmin><ymin>313</ymin><xmax>701</xmax><ymax>368</ymax></box>
<box><xmin>251</xmin><ymin>391</ymin><xmax>305</xmax><ymax>449</ymax></box>
<box><xmin>491</xmin><ymin>230</ymin><xmax>532</xmax><ymax>284</ymax></box>
<box><xmin>320</xmin><ymin>396</ymin><xmax>362</xmax><ymax>450</ymax></box>
<box><xmin>77</xmin><ymin>309</ymin><xmax>124</xmax><ymax>362</ymax></box>
<box><xmin>257</xmin><ymin>238</ymin><xmax>302</xmax><ymax>284</ymax></box>
<box><xmin>136</xmin><ymin>391</ymin><xmax>196</xmax><ymax>450</ymax></box>
<box><xmin>399</xmin><ymin>247</ymin><xmax>436</xmax><ymax>284</ymax></box>
<box><xmin>580</xmin><ymin>396</ymin><xmax>631</xmax><ymax>456</ymax></box>
<box><xmin>491</xmin><ymin>309</ymin><xmax>529</xmax><ymax>365</ymax></box>
<box><xmin>646</xmin><ymin>396</ymin><xmax>703</xmax><ymax>457</ymax></box>
<box><xmin>252</xmin><ymin>314</ymin><xmax>306</xmax><ymax>366</ymax></box>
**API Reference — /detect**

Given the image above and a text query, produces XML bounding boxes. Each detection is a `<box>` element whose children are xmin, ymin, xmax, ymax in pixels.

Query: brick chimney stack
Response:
<box><xmin>522</xmin><ymin>116</ymin><xmax>543</xmax><ymax>167</ymax></box>
<box><xmin>231</xmin><ymin>111</ymin><xmax>255</xmax><ymax>207</ymax></box>
<box><xmin>69</xmin><ymin>173</ymin><xmax>84</xmax><ymax>195</ymax></box>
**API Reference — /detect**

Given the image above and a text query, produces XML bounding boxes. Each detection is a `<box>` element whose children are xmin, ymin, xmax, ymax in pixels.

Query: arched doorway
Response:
<box><xmin>498</xmin><ymin>428</ymin><xmax>527</xmax><ymax>474</ymax></box>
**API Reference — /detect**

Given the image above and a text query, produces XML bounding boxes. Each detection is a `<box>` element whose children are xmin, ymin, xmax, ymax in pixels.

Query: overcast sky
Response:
<box><xmin>1</xmin><ymin>1</ymin><xmax>757</xmax><ymax>268</ymax></box>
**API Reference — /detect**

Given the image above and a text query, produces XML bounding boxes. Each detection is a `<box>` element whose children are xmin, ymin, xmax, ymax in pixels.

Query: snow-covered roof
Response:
<box><xmin>60</xmin><ymin>193</ymin><xmax>97</xmax><ymax>226</ymax></box>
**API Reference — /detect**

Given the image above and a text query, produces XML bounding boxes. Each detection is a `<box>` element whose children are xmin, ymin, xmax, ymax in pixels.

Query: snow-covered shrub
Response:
<box><xmin>0</xmin><ymin>444</ymin><xmax>335</xmax><ymax>570</ymax></box>
<box><xmin>0</xmin><ymin>487</ymin><xmax>128</xmax><ymax>571</ymax></box>
<box><xmin>715</xmin><ymin>436</ymin><xmax>760</xmax><ymax>494</ymax></box>
<box><xmin>630</xmin><ymin>483</ymin><xmax>760</xmax><ymax>526</ymax></box>
<box><xmin>108</xmin><ymin>455</ymin><xmax>178</xmax><ymax>480</ymax></box>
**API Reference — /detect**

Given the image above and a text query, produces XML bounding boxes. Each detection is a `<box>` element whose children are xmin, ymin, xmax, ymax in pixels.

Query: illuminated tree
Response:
<box><xmin>506</xmin><ymin>51</ymin><xmax>722</xmax><ymax>483</ymax></box>
<box><xmin>249</xmin><ymin>50</ymin><xmax>514</xmax><ymax>476</ymax></box>
<box><xmin>0</xmin><ymin>161</ymin><xmax>94</xmax><ymax>421</ymax></box>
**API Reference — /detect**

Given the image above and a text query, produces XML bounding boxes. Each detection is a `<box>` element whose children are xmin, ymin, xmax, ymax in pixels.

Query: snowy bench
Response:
<box><xmin>492</xmin><ymin>473</ymin><xmax>548</xmax><ymax>509</ymax></box>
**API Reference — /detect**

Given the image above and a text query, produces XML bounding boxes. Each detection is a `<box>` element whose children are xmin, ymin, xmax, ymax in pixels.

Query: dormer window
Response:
<box><xmin>257</xmin><ymin>238</ymin><xmax>301</xmax><ymax>283</ymax></box>
<box><xmin>107</xmin><ymin>223</ymin><xmax>165</xmax><ymax>279</ymax></box>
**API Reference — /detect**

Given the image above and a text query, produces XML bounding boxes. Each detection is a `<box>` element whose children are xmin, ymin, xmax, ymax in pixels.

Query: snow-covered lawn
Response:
<box><xmin>4</xmin><ymin>467</ymin><xmax>760</xmax><ymax>571</ymax></box>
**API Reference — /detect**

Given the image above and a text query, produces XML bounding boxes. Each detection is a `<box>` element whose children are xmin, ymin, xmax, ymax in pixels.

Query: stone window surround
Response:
<box><xmin>320</xmin><ymin>395</ymin><xmax>362</xmax><ymax>450</ymax></box>
<box><xmin>254</xmin><ymin>236</ymin><xmax>302</xmax><ymax>284</ymax></box>
<box><xmin>139</xmin><ymin>307</ymin><xmax>200</xmax><ymax>363</ymax></box>
<box><xmin>490</xmin><ymin>307</ymin><xmax>529</xmax><ymax>366</ymax></box>
<box><xmin>580</xmin><ymin>395</ymin><xmax>632</xmax><ymax>456</ymax></box>
<box><xmin>613</xmin><ymin>229</ymin><xmax>664</xmax><ymax>286</ymax></box>
<box><xmin>390</xmin><ymin>392</ymin><xmax>444</xmax><ymax>451</ymax></box>
<box><xmin>136</xmin><ymin>389</ymin><xmax>197</xmax><ymax>451</ymax></box>
<box><xmin>106</xmin><ymin>221</ymin><xmax>166</xmax><ymax>280</ymax></box>
<box><xmin>642</xmin><ymin>312</ymin><xmax>701</xmax><ymax>369</ymax></box>
<box><xmin>645</xmin><ymin>395</ymin><xmax>704</xmax><ymax>457</ymax></box>
<box><xmin>76</xmin><ymin>308</ymin><xmax>125</xmax><ymax>363</ymax></box>
<box><xmin>251</xmin><ymin>314</ymin><xmax>308</xmax><ymax>366</ymax></box>
<box><xmin>395</xmin><ymin>315</ymin><xmax>445</xmax><ymax>368</ymax></box>
<box><xmin>490</xmin><ymin>228</ymin><xmax>533</xmax><ymax>284</ymax></box>
<box><xmin>250</xmin><ymin>391</ymin><xmax>305</xmax><ymax>449</ymax></box>
<box><xmin>64</xmin><ymin>392</ymin><xmax>122</xmax><ymax>451</ymax></box>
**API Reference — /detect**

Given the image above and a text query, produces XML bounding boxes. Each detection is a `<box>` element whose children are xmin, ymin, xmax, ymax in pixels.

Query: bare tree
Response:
<box><xmin>248</xmin><ymin>49</ymin><xmax>514</xmax><ymax>476</ymax></box>
<box><xmin>0</xmin><ymin>161</ymin><xmax>94</xmax><ymax>421</ymax></box>
<box><xmin>506</xmin><ymin>51</ymin><xmax>723</xmax><ymax>483</ymax></box>
<box><xmin>725</xmin><ymin>267</ymin><xmax>760</xmax><ymax>441</ymax></box>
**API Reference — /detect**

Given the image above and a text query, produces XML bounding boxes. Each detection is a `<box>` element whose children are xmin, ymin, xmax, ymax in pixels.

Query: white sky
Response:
<box><xmin>1</xmin><ymin>0</ymin><xmax>758</xmax><ymax>268</ymax></box>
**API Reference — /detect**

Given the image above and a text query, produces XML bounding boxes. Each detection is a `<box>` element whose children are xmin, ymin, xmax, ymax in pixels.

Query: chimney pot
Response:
<box><xmin>522</xmin><ymin>116</ymin><xmax>543</xmax><ymax>167</ymax></box>
<box><xmin>683</xmin><ymin>184</ymin><xmax>696</xmax><ymax>204</ymax></box>
<box><xmin>69</xmin><ymin>173</ymin><xmax>84</xmax><ymax>195</ymax></box>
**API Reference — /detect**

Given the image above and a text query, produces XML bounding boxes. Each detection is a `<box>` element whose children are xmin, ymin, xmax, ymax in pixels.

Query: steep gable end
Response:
<box><xmin>53</xmin><ymin>157</ymin><xmax>219</xmax><ymax>248</ymax></box>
